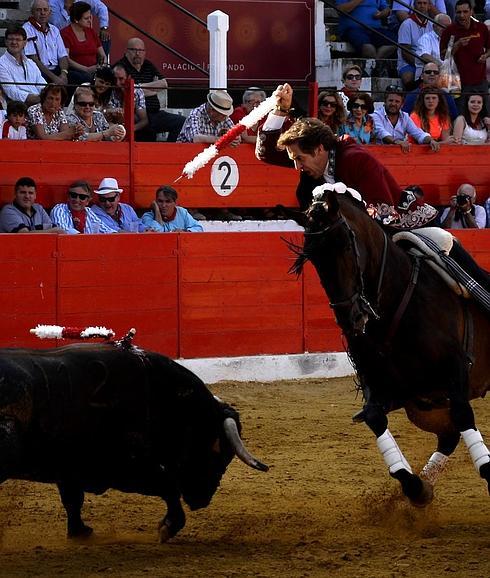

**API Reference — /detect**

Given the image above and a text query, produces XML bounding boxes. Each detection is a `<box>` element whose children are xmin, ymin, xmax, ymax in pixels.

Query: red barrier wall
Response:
<box><xmin>0</xmin><ymin>231</ymin><xmax>488</xmax><ymax>357</ymax></box>
<box><xmin>0</xmin><ymin>142</ymin><xmax>488</xmax><ymax>209</ymax></box>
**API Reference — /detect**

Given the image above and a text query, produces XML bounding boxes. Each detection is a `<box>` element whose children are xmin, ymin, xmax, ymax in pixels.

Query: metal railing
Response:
<box><xmin>107</xmin><ymin>5</ymin><xmax>208</xmax><ymax>77</ymax></box>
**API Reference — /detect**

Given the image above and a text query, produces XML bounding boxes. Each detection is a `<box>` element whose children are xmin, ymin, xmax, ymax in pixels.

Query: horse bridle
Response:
<box><xmin>305</xmin><ymin>207</ymin><xmax>388</xmax><ymax>325</ymax></box>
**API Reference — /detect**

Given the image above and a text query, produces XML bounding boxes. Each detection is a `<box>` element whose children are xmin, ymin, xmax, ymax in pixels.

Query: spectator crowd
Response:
<box><xmin>0</xmin><ymin>0</ymin><xmax>489</xmax><ymax>229</ymax></box>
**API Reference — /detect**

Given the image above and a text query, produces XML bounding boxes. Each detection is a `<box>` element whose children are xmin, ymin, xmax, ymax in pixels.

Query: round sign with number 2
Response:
<box><xmin>211</xmin><ymin>156</ymin><xmax>239</xmax><ymax>196</ymax></box>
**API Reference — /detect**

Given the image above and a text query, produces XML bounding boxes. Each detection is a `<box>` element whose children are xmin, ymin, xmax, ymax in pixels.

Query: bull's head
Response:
<box><xmin>179</xmin><ymin>401</ymin><xmax>268</xmax><ymax>511</ymax></box>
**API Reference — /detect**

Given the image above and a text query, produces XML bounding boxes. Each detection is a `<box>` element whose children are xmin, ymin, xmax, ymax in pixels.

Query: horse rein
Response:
<box><xmin>305</xmin><ymin>209</ymin><xmax>388</xmax><ymax>325</ymax></box>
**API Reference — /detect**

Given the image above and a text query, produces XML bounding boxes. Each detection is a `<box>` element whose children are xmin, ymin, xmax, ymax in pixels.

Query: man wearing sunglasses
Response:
<box><xmin>257</xmin><ymin>83</ymin><xmax>438</xmax><ymax>228</ymax></box>
<box><xmin>50</xmin><ymin>180</ymin><xmax>116</xmax><ymax>234</ymax></box>
<box><xmin>91</xmin><ymin>177</ymin><xmax>144</xmax><ymax>232</ymax></box>
<box><xmin>402</xmin><ymin>61</ymin><xmax>459</xmax><ymax>119</ymax></box>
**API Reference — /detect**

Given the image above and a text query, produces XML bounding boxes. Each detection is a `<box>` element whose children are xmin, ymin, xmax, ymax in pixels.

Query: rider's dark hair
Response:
<box><xmin>277</xmin><ymin>117</ymin><xmax>337</xmax><ymax>154</ymax></box>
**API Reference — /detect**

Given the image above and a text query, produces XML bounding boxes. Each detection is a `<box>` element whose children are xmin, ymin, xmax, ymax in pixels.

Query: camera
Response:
<box><xmin>456</xmin><ymin>193</ymin><xmax>470</xmax><ymax>206</ymax></box>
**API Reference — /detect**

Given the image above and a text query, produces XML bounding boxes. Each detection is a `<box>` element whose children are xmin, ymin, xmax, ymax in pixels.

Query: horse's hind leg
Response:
<box><xmin>448</xmin><ymin>373</ymin><xmax>490</xmax><ymax>494</ymax></box>
<box><xmin>461</xmin><ymin>428</ymin><xmax>490</xmax><ymax>494</ymax></box>
<box><xmin>420</xmin><ymin>431</ymin><xmax>460</xmax><ymax>486</ymax></box>
<box><xmin>363</xmin><ymin>403</ymin><xmax>432</xmax><ymax>506</ymax></box>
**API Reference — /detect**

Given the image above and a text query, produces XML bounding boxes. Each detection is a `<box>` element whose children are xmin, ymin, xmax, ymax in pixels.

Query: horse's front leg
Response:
<box><xmin>363</xmin><ymin>402</ymin><xmax>433</xmax><ymax>506</ymax></box>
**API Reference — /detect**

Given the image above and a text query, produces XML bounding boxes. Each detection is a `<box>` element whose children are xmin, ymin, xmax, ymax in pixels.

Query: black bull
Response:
<box><xmin>0</xmin><ymin>342</ymin><xmax>268</xmax><ymax>542</ymax></box>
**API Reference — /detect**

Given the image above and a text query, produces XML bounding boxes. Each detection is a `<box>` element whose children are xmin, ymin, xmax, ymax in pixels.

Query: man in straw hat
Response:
<box><xmin>177</xmin><ymin>89</ymin><xmax>240</xmax><ymax>146</ymax></box>
<box><xmin>91</xmin><ymin>177</ymin><xmax>143</xmax><ymax>232</ymax></box>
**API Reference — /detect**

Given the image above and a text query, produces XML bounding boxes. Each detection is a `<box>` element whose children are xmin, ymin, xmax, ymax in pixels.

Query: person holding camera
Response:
<box><xmin>440</xmin><ymin>183</ymin><xmax>487</xmax><ymax>228</ymax></box>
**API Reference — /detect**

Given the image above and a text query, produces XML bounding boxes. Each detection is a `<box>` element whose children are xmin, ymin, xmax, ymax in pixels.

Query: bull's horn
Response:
<box><xmin>223</xmin><ymin>417</ymin><xmax>269</xmax><ymax>472</ymax></box>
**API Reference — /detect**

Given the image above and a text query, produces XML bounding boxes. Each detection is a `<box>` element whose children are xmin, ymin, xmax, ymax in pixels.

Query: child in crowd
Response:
<box><xmin>0</xmin><ymin>101</ymin><xmax>28</xmax><ymax>140</ymax></box>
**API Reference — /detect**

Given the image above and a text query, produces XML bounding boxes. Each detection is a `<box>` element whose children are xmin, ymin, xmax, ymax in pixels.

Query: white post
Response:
<box><xmin>315</xmin><ymin>1</ymin><xmax>331</xmax><ymax>65</ymax></box>
<box><xmin>207</xmin><ymin>10</ymin><xmax>229</xmax><ymax>90</ymax></box>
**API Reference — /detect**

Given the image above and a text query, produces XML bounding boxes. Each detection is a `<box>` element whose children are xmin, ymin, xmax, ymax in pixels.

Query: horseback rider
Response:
<box><xmin>256</xmin><ymin>83</ymin><xmax>438</xmax><ymax>229</ymax></box>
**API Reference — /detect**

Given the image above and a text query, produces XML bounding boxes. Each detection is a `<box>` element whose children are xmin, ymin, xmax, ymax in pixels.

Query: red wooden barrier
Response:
<box><xmin>0</xmin><ymin>142</ymin><xmax>488</xmax><ymax>209</ymax></box>
<box><xmin>0</xmin><ymin>231</ymin><xmax>488</xmax><ymax>357</ymax></box>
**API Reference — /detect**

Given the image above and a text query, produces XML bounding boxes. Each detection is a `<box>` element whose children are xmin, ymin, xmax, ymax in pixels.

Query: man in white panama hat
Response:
<box><xmin>177</xmin><ymin>89</ymin><xmax>240</xmax><ymax>146</ymax></box>
<box><xmin>91</xmin><ymin>177</ymin><xmax>144</xmax><ymax>232</ymax></box>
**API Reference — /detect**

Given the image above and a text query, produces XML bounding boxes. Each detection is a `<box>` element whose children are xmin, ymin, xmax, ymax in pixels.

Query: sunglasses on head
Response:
<box><xmin>321</xmin><ymin>100</ymin><xmax>337</xmax><ymax>107</ymax></box>
<box><xmin>76</xmin><ymin>101</ymin><xmax>95</xmax><ymax>107</ymax></box>
<box><xmin>423</xmin><ymin>70</ymin><xmax>439</xmax><ymax>75</ymax></box>
<box><xmin>69</xmin><ymin>191</ymin><xmax>89</xmax><ymax>201</ymax></box>
<box><xmin>385</xmin><ymin>85</ymin><xmax>403</xmax><ymax>95</ymax></box>
<box><xmin>346</xmin><ymin>74</ymin><xmax>362</xmax><ymax>80</ymax></box>
<box><xmin>351</xmin><ymin>102</ymin><xmax>368</xmax><ymax>110</ymax></box>
<box><xmin>99</xmin><ymin>195</ymin><xmax>118</xmax><ymax>203</ymax></box>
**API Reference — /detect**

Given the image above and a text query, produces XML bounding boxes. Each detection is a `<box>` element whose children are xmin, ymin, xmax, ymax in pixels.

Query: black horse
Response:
<box><xmin>291</xmin><ymin>186</ymin><xmax>490</xmax><ymax>505</ymax></box>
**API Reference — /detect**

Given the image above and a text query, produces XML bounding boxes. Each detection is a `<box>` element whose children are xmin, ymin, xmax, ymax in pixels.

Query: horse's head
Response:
<box><xmin>292</xmin><ymin>184</ymin><xmax>382</xmax><ymax>337</ymax></box>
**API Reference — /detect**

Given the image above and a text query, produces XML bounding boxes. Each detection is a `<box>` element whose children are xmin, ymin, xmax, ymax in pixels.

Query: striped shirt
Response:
<box><xmin>50</xmin><ymin>203</ymin><xmax>116</xmax><ymax>234</ymax></box>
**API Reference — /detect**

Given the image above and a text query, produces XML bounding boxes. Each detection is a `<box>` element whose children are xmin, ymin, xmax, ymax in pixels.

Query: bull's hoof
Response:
<box><xmin>158</xmin><ymin>524</ymin><xmax>172</xmax><ymax>543</ymax></box>
<box><xmin>157</xmin><ymin>518</ymin><xmax>179</xmax><ymax>543</ymax></box>
<box><xmin>67</xmin><ymin>523</ymin><xmax>93</xmax><ymax>539</ymax></box>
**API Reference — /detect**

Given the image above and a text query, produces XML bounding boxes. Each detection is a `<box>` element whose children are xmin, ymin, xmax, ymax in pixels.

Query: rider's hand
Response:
<box><xmin>272</xmin><ymin>83</ymin><xmax>293</xmax><ymax>115</ymax></box>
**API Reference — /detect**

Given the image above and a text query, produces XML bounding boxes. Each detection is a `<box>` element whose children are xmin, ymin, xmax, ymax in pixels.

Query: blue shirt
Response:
<box><xmin>141</xmin><ymin>206</ymin><xmax>204</xmax><ymax>232</ymax></box>
<box><xmin>372</xmin><ymin>107</ymin><xmax>430</xmax><ymax>144</ymax></box>
<box><xmin>91</xmin><ymin>203</ymin><xmax>145</xmax><ymax>232</ymax></box>
<box><xmin>336</xmin><ymin>0</ymin><xmax>388</xmax><ymax>34</ymax></box>
<box><xmin>49</xmin><ymin>0</ymin><xmax>109</xmax><ymax>29</ymax></box>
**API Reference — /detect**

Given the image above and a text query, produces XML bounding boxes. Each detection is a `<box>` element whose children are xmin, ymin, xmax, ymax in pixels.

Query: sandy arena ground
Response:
<box><xmin>0</xmin><ymin>377</ymin><xmax>489</xmax><ymax>578</ymax></box>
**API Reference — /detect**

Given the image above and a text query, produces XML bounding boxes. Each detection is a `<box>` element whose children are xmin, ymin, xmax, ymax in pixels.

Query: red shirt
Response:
<box><xmin>440</xmin><ymin>20</ymin><xmax>489</xmax><ymax>86</ymax></box>
<box><xmin>230</xmin><ymin>105</ymin><xmax>257</xmax><ymax>136</ymax></box>
<box><xmin>61</xmin><ymin>25</ymin><xmax>101</xmax><ymax>67</ymax></box>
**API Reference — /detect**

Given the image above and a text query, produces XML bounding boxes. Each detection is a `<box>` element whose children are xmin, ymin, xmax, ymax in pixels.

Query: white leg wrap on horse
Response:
<box><xmin>420</xmin><ymin>452</ymin><xmax>449</xmax><ymax>485</ymax></box>
<box><xmin>376</xmin><ymin>429</ymin><xmax>413</xmax><ymax>475</ymax></box>
<box><xmin>461</xmin><ymin>429</ymin><xmax>490</xmax><ymax>472</ymax></box>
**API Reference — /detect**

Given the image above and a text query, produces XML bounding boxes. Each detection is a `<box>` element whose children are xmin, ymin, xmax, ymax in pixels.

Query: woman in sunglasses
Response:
<box><xmin>67</xmin><ymin>86</ymin><xmax>125</xmax><ymax>141</ymax></box>
<box><xmin>339</xmin><ymin>93</ymin><xmax>374</xmax><ymax>144</ymax></box>
<box><xmin>338</xmin><ymin>65</ymin><xmax>363</xmax><ymax>109</ymax></box>
<box><xmin>317</xmin><ymin>90</ymin><xmax>346</xmax><ymax>134</ymax></box>
<box><xmin>50</xmin><ymin>180</ymin><xmax>116</xmax><ymax>234</ymax></box>
<box><xmin>409</xmin><ymin>88</ymin><xmax>454</xmax><ymax>143</ymax></box>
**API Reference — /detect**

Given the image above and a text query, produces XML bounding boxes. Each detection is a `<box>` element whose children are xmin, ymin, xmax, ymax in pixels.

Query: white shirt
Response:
<box><xmin>0</xmin><ymin>119</ymin><xmax>27</xmax><ymax>139</ymax></box>
<box><xmin>440</xmin><ymin>205</ymin><xmax>487</xmax><ymax>229</ymax></box>
<box><xmin>397</xmin><ymin>19</ymin><xmax>434</xmax><ymax>72</ymax></box>
<box><xmin>392</xmin><ymin>0</ymin><xmax>446</xmax><ymax>14</ymax></box>
<box><xmin>415</xmin><ymin>30</ymin><xmax>441</xmax><ymax>80</ymax></box>
<box><xmin>23</xmin><ymin>21</ymin><xmax>68</xmax><ymax>70</ymax></box>
<box><xmin>0</xmin><ymin>51</ymin><xmax>46</xmax><ymax>102</ymax></box>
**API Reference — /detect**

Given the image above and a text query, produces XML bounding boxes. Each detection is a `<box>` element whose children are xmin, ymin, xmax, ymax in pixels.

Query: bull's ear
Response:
<box><xmin>326</xmin><ymin>189</ymin><xmax>340</xmax><ymax>216</ymax></box>
<box><xmin>276</xmin><ymin>204</ymin><xmax>309</xmax><ymax>228</ymax></box>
